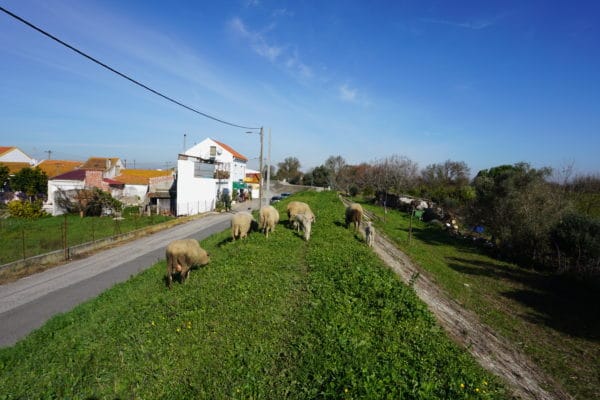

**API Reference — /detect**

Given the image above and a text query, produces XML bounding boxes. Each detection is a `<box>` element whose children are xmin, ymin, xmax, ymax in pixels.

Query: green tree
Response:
<box><xmin>469</xmin><ymin>163</ymin><xmax>571</xmax><ymax>267</ymax></box>
<box><xmin>551</xmin><ymin>212</ymin><xmax>600</xmax><ymax>275</ymax></box>
<box><xmin>276</xmin><ymin>157</ymin><xmax>302</xmax><ymax>184</ymax></box>
<box><xmin>10</xmin><ymin>167</ymin><xmax>48</xmax><ymax>201</ymax></box>
<box><xmin>0</xmin><ymin>164</ymin><xmax>9</xmax><ymax>191</ymax></box>
<box><xmin>420</xmin><ymin>160</ymin><xmax>472</xmax><ymax>211</ymax></box>
<box><xmin>567</xmin><ymin>173</ymin><xmax>600</xmax><ymax>217</ymax></box>
<box><xmin>83</xmin><ymin>188</ymin><xmax>122</xmax><ymax>217</ymax></box>
<box><xmin>304</xmin><ymin>165</ymin><xmax>329</xmax><ymax>187</ymax></box>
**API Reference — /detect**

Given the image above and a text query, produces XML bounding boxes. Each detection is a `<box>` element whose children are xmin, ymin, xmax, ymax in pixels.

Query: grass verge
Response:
<box><xmin>0</xmin><ymin>211</ymin><xmax>174</xmax><ymax>265</ymax></box>
<box><xmin>361</xmin><ymin>199</ymin><xmax>599</xmax><ymax>400</ymax></box>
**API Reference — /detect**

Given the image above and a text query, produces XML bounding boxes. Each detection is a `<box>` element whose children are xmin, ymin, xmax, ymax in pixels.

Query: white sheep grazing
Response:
<box><xmin>287</xmin><ymin>201</ymin><xmax>315</xmax><ymax>228</ymax></box>
<box><xmin>365</xmin><ymin>221</ymin><xmax>375</xmax><ymax>247</ymax></box>
<box><xmin>165</xmin><ymin>239</ymin><xmax>210</xmax><ymax>289</ymax></box>
<box><xmin>231</xmin><ymin>212</ymin><xmax>256</xmax><ymax>240</ymax></box>
<box><xmin>294</xmin><ymin>213</ymin><xmax>313</xmax><ymax>241</ymax></box>
<box><xmin>259</xmin><ymin>205</ymin><xmax>280</xmax><ymax>238</ymax></box>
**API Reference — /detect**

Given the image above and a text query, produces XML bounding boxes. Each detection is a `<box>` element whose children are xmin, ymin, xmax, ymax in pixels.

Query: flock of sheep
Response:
<box><xmin>165</xmin><ymin>199</ymin><xmax>374</xmax><ymax>289</ymax></box>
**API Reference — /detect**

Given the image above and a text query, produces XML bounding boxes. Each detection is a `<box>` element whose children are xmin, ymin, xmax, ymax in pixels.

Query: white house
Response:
<box><xmin>45</xmin><ymin>169</ymin><xmax>92</xmax><ymax>215</ymax></box>
<box><xmin>176</xmin><ymin>138</ymin><xmax>248</xmax><ymax>216</ymax></box>
<box><xmin>0</xmin><ymin>146</ymin><xmax>35</xmax><ymax>164</ymax></box>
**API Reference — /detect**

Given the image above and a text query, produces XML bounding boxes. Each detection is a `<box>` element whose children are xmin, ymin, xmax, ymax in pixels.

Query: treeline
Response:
<box><xmin>273</xmin><ymin>156</ymin><xmax>600</xmax><ymax>278</ymax></box>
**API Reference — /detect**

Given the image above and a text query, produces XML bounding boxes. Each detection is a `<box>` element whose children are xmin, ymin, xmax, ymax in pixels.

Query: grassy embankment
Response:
<box><xmin>0</xmin><ymin>191</ymin><xmax>507</xmax><ymax>399</ymax></box>
<box><xmin>361</xmin><ymin>200</ymin><xmax>599</xmax><ymax>400</ymax></box>
<box><xmin>0</xmin><ymin>209</ymin><xmax>173</xmax><ymax>265</ymax></box>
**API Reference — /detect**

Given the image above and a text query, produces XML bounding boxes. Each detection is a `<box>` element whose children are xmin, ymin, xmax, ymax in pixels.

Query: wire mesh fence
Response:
<box><xmin>0</xmin><ymin>211</ymin><xmax>174</xmax><ymax>266</ymax></box>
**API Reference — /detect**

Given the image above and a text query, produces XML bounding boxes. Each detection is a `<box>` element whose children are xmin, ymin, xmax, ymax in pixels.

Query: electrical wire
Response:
<box><xmin>0</xmin><ymin>5</ymin><xmax>261</xmax><ymax>131</ymax></box>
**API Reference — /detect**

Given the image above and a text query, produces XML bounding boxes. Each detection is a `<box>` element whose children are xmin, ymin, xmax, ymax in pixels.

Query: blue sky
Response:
<box><xmin>1</xmin><ymin>0</ymin><xmax>599</xmax><ymax>176</ymax></box>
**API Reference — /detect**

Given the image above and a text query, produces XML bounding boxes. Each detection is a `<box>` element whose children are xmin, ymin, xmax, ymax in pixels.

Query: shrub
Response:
<box><xmin>551</xmin><ymin>213</ymin><xmax>600</xmax><ymax>276</ymax></box>
<box><xmin>7</xmin><ymin>199</ymin><xmax>47</xmax><ymax>219</ymax></box>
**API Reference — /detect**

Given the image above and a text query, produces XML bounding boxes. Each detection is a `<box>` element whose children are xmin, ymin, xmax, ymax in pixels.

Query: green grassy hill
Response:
<box><xmin>0</xmin><ymin>191</ymin><xmax>507</xmax><ymax>399</ymax></box>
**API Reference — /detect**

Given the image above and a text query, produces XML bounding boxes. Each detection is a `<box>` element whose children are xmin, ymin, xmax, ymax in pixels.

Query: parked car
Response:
<box><xmin>280</xmin><ymin>192</ymin><xmax>291</xmax><ymax>198</ymax></box>
<box><xmin>270</xmin><ymin>195</ymin><xmax>282</xmax><ymax>204</ymax></box>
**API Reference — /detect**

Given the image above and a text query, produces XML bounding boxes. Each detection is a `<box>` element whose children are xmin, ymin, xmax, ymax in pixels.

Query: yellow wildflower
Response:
<box><xmin>460</xmin><ymin>383</ymin><xmax>465</xmax><ymax>389</ymax></box>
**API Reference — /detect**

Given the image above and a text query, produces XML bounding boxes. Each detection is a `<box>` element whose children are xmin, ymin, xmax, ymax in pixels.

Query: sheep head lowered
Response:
<box><xmin>165</xmin><ymin>239</ymin><xmax>210</xmax><ymax>289</ymax></box>
<box><xmin>259</xmin><ymin>205</ymin><xmax>280</xmax><ymax>238</ymax></box>
<box><xmin>231</xmin><ymin>212</ymin><xmax>257</xmax><ymax>240</ymax></box>
<box><xmin>345</xmin><ymin>203</ymin><xmax>363</xmax><ymax>232</ymax></box>
<box><xmin>294</xmin><ymin>213</ymin><xmax>313</xmax><ymax>241</ymax></box>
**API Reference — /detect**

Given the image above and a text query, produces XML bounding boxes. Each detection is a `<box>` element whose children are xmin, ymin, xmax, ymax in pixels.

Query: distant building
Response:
<box><xmin>45</xmin><ymin>156</ymin><xmax>124</xmax><ymax>216</ymax></box>
<box><xmin>0</xmin><ymin>146</ymin><xmax>36</xmax><ymax>175</ymax></box>
<box><xmin>81</xmin><ymin>157</ymin><xmax>124</xmax><ymax>179</ymax></box>
<box><xmin>244</xmin><ymin>169</ymin><xmax>261</xmax><ymax>199</ymax></box>
<box><xmin>36</xmin><ymin>159</ymin><xmax>83</xmax><ymax>179</ymax></box>
<box><xmin>176</xmin><ymin>138</ymin><xmax>248</xmax><ymax>216</ymax></box>
<box><xmin>114</xmin><ymin>169</ymin><xmax>174</xmax><ymax>214</ymax></box>
<box><xmin>45</xmin><ymin>169</ymin><xmax>102</xmax><ymax>215</ymax></box>
<box><xmin>0</xmin><ymin>146</ymin><xmax>35</xmax><ymax>164</ymax></box>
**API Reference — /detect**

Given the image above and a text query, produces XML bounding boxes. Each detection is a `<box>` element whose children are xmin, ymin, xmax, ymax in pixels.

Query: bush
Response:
<box><xmin>7</xmin><ymin>200</ymin><xmax>47</xmax><ymax>219</ymax></box>
<box><xmin>551</xmin><ymin>213</ymin><xmax>600</xmax><ymax>276</ymax></box>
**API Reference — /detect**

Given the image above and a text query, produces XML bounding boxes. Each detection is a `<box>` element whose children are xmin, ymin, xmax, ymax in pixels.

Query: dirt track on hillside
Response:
<box><xmin>370</xmin><ymin>227</ymin><xmax>572</xmax><ymax>400</ymax></box>
<box><xmin>337</xmin><ymin>194</ymin><xmax>571</xmax><ymax>400</ymax></box>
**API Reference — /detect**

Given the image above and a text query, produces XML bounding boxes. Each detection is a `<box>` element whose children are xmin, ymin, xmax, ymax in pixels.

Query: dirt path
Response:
<box><xmin>371</xmin><ymin>227</ymin><xmax>572</xmax><ymax>400</ymax></box>
<box><xmin>338</xmin><ymin>196</ymin><xmax>570</xmax><ymax>400</ymax></box>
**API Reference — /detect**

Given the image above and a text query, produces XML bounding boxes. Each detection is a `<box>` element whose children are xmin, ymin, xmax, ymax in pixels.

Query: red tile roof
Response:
<box><xmin>213</xmin><ymin>140</ymin><xmax>248</xmax><ymax>162</ymax></box>
<box><xmin>115</xmin><ymin>169</ymin><xmax>172</xmax><ymax>185</ymax></box>
<box><xmin>0</xmin><ymin>147</ymin><xmax>15</xmax><ymax>156</ymax></box>
<box><xmin>51</xmin><ymin>169</ymin><xmax>87</xmax><ymax>181</ymax></box>
<box><xmin>37</xmin><ymin>160</ymin><xmax>83</xmax><ymax>178</ymax></box>
<box><xmin>81</xmin><ymin>157</ymin><xmax>120</xmax><ymax>170</ymax></box>
<box><xmin>0</xmin><ymin>162</ymin><xmax>32</xmax><ymax>174</ymax></box>
<box><xmin>103</xmin><ymin>178</ymin><xmax>124</xmax><ymax>186</ymax></box>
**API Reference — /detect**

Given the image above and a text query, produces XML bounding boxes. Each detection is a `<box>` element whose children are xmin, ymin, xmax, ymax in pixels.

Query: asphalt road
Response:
<box><xmin>0</xmin><ymin>203</ymin><xmax>256</xmax><ymax>348</ymax></box>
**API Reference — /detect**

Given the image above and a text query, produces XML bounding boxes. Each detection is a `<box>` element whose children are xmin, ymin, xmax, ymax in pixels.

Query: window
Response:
<box><xmin>194</xmin><ymin>161</ymin><xmax>215</xmax><ymax>178</ymax></box>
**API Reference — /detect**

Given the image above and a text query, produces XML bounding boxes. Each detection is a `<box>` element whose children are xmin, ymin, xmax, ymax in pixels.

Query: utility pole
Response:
<box><xmin>266</xmin><ymin>128</ymin><xmax>271</xmax><ymax>203</ymax></box>
<box><xmin>259</xmin><ymin>126</ymin><xmax>264</xmax><ymax>208</ymax></box>
<box><xmin>45</xmin><ymin>150</ymin><xmax>52</xmax><ymax>160</ymax></box>
<box><xmin>247</xmin><ymin>127</ymin><xmax>264</xmax><ymax>208</ymax></box>
<box><xmin>183</xmin><ymin>133</ymin><xmax>187</xmax><ymax>153</ymax></box>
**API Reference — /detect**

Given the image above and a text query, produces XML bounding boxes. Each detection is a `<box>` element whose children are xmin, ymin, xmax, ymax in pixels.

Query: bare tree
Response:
<box><xmin>324</xmin><ymin>155</ymin><xmax>347</xmax><ymax>190</ymax></box>
<box><xmin>421</xmin><ymin>160</ymin><xmax>470</xmax><ymax>187</ymax></box>
<box><xmin>365</xmin><ymin>155</ymin><xmax>418</xmax><ymax>200</ymax></box>
<box><xmin>384</xmin><ymin>155</ymin><xmax>419</xmax><ymax>194</ymax></box>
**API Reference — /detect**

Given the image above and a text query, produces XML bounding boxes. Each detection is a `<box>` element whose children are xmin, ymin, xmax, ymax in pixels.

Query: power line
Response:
<box><xmin>0</xmin><ymin>5</ymin><xmax>260</xmax><ymax>131</ymax></box>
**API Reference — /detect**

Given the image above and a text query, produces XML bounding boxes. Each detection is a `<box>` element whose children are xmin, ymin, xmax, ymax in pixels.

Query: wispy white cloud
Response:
<box><xmin>244</xmin><ymin>0</ymin><xmax>260</xmax><ymax>7</ymax></box>
<box><xmin>228</xmin><ymin>17</ymin><xmax>282</xmax><ymax>62</ymax></box>
<box><xmin>229</xmin><ymin>16</ymin><xmax>367</xmax><ymax>105</ymax></box>
<box><xmin>285</xmin><ymin>51</ymin><xmax>313</xmax><ymax>79</ymax></box>
<box><xmin>272</xmin><ymin>8</ymin><xmax>294</xmax><ymax>18</ymax></box>
<box><xmin>339</xmin><ymin>84</ymin><xmax>358</xmax><ymax>102</ymax></box>
<box><xmin>421</xmin><ymin>17</ymin><xmax>495</xmax><ymax>30</ymax></box>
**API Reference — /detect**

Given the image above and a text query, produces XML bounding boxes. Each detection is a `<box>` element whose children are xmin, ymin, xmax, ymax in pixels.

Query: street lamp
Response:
<box><xmin>246</xmin><ymin>127</ymin><xmax>264</xmax><ymax>208</ymax></box>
